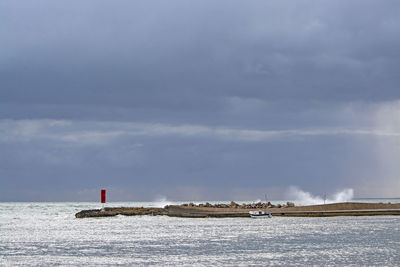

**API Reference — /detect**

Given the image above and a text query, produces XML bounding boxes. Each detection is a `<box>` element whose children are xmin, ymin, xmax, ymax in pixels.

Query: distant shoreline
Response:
<box><xmin>75</xmin><ymin>202</ymin><xmax>400</xmax><ymax>218</ymax></box>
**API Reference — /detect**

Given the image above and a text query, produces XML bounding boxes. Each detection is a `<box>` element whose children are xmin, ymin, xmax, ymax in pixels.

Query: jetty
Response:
<box><xmin>75</xmin><ymin>202</ymin><xmax>400</xmax><ymax>218</ymax></box>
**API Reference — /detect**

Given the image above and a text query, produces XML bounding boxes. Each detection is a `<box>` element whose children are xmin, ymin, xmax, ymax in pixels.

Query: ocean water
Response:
<box><xmin>1</xmin><ymin>202</ymin><xmax>400</xmax><ymax>266</ymax></box>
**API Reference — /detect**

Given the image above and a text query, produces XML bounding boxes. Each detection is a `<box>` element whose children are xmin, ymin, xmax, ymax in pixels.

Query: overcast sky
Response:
<box><xmin>1</xmin><ymin>0</ymin><xmax>400</xmax><ymax>201</ymax></box>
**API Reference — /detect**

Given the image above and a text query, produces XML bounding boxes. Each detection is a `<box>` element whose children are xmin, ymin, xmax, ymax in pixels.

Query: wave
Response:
<box><xmin>152</xmin><ymin>196</ymin><xmax>173</xmax><ymax>208</ymax></box>
<box><xmin>285</xmin><ymin>186</ymin><xmax>354</xmax><ymax>206</ymax></box>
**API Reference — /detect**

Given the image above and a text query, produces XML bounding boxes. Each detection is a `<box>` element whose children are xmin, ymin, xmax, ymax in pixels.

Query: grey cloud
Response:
<box><xmin>0</xmin><ymin>125</ymin><xmax>381</xmax><ymax>201</ymax></box>
<box><xmin>1</xmin><ymin>0</ymin><xmax>400</xmax><ymax>200</ymax></box>
<box><xmin>2</xmin><ymin>118</ymin><xmax>400</xmax><ymax>147</ymax></box>
<box><xmin>1</xmin><ymin>108</ymin><xmax>400</xmax><ymax>201</ymax></box>
<box><xmin>2</xmin><ymin>0</ymin><xmax>400</xmax><ymax>112</ymax></box>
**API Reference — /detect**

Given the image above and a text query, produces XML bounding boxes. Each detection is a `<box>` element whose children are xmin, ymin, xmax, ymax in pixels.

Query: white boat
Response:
<box><xmin>249</xmin><ymin>210</ymin><xmax>272</xmax><ymax>218</ymax></box>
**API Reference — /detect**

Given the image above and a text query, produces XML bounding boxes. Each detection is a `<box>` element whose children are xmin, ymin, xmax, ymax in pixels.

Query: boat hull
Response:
<box><xmin>249</xmin><ymin>211</ymin><xmax>272</xmax><ymax>218</ymax></box>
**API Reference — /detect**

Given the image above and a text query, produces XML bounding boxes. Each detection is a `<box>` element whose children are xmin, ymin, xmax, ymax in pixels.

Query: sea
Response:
<box><xmin>1</xmin><ymin>199</ymin><xmax>400</xmax><ymax>266</ymax></box>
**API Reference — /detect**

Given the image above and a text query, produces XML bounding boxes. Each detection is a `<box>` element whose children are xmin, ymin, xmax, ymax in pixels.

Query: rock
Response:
<box><xmin>286</xmin><ymin>202</ymin><xmax>295</xmax><ymax>207</ymax></box>
<box><xmin>230</xmin><ymin>201</ymin><xmax>239</xmax><ymax>208</ymax></box>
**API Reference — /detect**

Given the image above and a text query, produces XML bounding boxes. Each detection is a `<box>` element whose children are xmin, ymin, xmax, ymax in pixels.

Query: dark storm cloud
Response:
<box><xmin>1</xmin><ymin>0</ymin><xmax>400</xmax><ymax>200</ymax></box>
<box><xmin>2</xmin><ymin>0</ymin><xmax>400</xmax><ymax>113</ymax></box>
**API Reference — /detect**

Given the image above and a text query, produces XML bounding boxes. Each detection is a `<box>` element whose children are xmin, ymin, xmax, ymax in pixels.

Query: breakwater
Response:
<box><xmin>75</xmin><ymin>202</ymin><xmax>400</xmax><ymax>218</ymax></box>
<box><xmin>75</xmin><ymin>207</ymin><xmax>167</xmax><ymax>218</ymax></box>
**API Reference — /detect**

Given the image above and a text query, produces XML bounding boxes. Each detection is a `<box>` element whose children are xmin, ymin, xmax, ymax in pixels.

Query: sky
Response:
<box><xmin>1</xmin><ymin>0</ymin><xmax>400</xmax><ymax>201</ymax></box>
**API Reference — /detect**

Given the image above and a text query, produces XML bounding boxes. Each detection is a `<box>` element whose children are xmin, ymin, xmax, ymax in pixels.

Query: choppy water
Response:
<box><xmin>1</xmin><ymin>202</ymin><xmax>400</xmax><ymax>266</ymax></box>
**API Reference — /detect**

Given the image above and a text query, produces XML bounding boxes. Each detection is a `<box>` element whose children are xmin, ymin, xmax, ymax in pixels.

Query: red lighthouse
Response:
<box><xmin>101</xmin><ymin>189</ymin><xmax>106</xmax><ymax>203</ymax></box>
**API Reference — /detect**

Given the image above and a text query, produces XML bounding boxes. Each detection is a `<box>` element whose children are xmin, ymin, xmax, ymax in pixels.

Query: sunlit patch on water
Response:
<box><xmin>1</xmin><ymin>202</ymin><xmax>400</xmax><ymax>266</ymax></box>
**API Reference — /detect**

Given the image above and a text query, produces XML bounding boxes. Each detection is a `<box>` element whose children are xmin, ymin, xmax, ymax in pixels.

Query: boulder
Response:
<box><xmin>286</xmin><ymin>202</ymin><xmax>295</xmax><ymax>207</ymax></box>
<box><xmin>230</xmin><ymin>201</ymin><xmax>239</xmax><ymax>208</ymax></box>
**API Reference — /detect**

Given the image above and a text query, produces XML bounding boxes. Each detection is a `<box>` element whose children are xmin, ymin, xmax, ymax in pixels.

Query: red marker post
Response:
<box><xmin>101</xmin><ymin>189</ymin><xmax>106</xmax><ymax>203</ymax></box>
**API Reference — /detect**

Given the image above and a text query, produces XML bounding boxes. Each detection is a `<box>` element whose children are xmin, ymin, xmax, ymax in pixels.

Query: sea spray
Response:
<box><xmin>286</xmin><ymin>186</ymin><xmax>354</xmax><ymax>206</ymax></box>
<box><xmin>152</xmin><ymin>196</ymin><xmax>173</xmax><ymax>208</ymax></box>
<box><xmin>331</xmin><ymin>188</ymin><xmax>354</xmax><ymax>203</ymax></box>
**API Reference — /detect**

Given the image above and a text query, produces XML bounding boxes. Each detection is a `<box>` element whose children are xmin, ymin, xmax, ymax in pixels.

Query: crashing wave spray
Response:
<box><xmin>152</xmin><ymin>196</ymin><xmax>173</xmax><ymax>208</ymax></box>
<box><xmin>285</xmin><ymin>186</ymin><xmax>354</xmax><ymax>206</ymax></box>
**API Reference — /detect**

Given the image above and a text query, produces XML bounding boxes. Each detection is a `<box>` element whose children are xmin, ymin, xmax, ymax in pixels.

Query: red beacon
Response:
<box><xmin>101</xmin><ymin>189</ymin><xmax>106</xmax><ymax>203</ymax></box>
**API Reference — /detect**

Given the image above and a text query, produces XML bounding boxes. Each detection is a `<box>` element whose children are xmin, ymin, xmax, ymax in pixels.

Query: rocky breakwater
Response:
<box><xmin>76</xmin><ymin>202</ymin><xmax>400</xmax><ymax>218</ymax></box>
<box><xmin>166</xmin><ymin>201</ymin><xmax>296</xmax><ymax>218</ymax></box>
<box><xmin>180</xmin><ymin>201</ymin><xmax>295</xmax><ymax>209</ymax></box>
<box><xmin>75</xmin><ymin>207</ymin><xmax>167</xmax><ymax>218</ymax></box>
<box><xmin>75</xmin><ymin>201</ymin><xmax>296</xmax><ymax>218</ymax></box>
